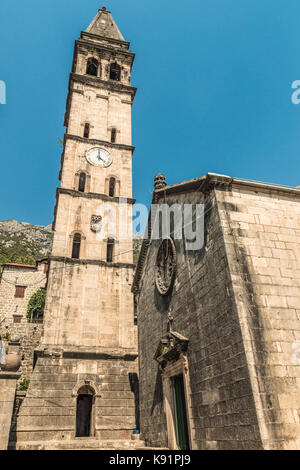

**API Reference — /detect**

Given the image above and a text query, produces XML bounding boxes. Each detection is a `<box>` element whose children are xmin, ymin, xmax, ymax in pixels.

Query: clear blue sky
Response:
<box><xmin>1</xmin><ymin>0</ymin><xmax>300</xmax><ymax>226</ymax></box>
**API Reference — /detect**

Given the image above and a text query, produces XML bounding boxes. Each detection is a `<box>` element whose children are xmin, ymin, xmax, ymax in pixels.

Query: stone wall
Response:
<box><xmin>0</xmin><ymin>323</ymin><xmax>43</xmax><ymax>385</ymax></box>
<box><xmin>136</xmin><ymin>188</ymin><xmax>262</xmax><ymax>450</ymax></box>
<box><xmin>216</xmin><ymin>182</ymin><xmax>300</xmax><ymax>450</ymax></box>
<box><xmin>0</xmin><ymin>372</ymin><xmax>21</xmax><ymax>450</ymax></box>
<box><xmin>0</xmin><ymin>261</ymin><xmax>47</xmax><ymax>325</ymax></box>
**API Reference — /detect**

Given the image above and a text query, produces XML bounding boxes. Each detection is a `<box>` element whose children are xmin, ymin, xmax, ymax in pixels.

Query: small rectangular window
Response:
<box><xmin>111</xmin><ymin>128</ymin><xmax>117</xmax><ymax>143</ymax></box>
<box><xmin>13</xmin><ymin>315</ymin><xmax>22</xmax><ymax>324</ymax></box>
<box><xmin>15</xmin><ymin>286</ymin><xmax>26</xmax><ymax>298</ymax></box>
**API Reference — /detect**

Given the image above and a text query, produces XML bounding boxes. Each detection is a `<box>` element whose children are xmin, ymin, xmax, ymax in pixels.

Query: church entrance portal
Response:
<box><xmin>173</xmin><ymin>374</ymin><xmax>190</xmax><ymax>450</ymax></box>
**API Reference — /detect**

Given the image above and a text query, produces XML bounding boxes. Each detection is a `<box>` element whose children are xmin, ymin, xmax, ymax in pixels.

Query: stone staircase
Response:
<box><xmin>15</xmin><ymin>438</ymin><xmax>165</xmax><ymax>451</ymax></box>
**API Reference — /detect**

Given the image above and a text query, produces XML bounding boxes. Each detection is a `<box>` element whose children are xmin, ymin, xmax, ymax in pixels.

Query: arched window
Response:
<box><xmin>83</xmin><ymin>123</ymin><xmax>90</xmax><ymax>138</ymax></box>
<box><xmin>111</xmin><ymin>128</ymin><xmax>117</xmax><ymax>143</ymax></box>
<box><xmin>109</xmin><ymin>177</ymin><xmax>116</xmax><ymax>197</ymax></box>
<box><xmin>76</xmin><ymin>385</ymin><xmax>95</xmax><ymax>437</ymax></box>
<box><xmin>78</xmin><ymin>173</ymin><xmax>86</xmax><ymax>193</ymax></box>
<box><xmin>109</xmin><ymin>63</ymin><xmax>121</xmax><ymax>81</ymax></box>
<box><xmin>86</xmin><ymin>59</ymin><xmax>98</xmax><ymax>77</ymax></box>
<box><xmin>72</xmin><ymin>233</ymin><xmax>81</xmax><ymax>259</ymax></box>
<box><xmin>107</xmin><ymin>238</ymin><xmax>115</xmax><ymax>263</ymax></box>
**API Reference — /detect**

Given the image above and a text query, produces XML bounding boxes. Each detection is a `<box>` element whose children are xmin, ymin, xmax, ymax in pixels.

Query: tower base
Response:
<box><xmin>11</xmin><ymin>348</ymin><xmax>139</xmax><ymax>449</ymax></box>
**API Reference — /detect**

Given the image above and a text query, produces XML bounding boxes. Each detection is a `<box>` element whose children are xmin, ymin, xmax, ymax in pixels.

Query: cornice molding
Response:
<box><xmin>57</xmin><ymin>187</ymin><xmax>135</xmax><ymax>204</ymax></box>
<box><xmin>80</xmin><ymin>30</ymin><xmax>131</xmax><ymax>49</ymax></box>
<box><xmin>49</xmin><ymin>255</ymin><xmax>135</xmax><ymax>270</ymax></box>
<box><xmin>65</xmin><ymin>133</ymin><xmax>135</xmax><ymax>153</ymax></box>
<box><xmin>76</xmin><ymin>37</ymin><xmax>134</xmax><ymax>58</ymax></box>
<box><xmin>71</xmin><ymin>73</ymin><xmax>137</xmax><ymax>97</ymax></box>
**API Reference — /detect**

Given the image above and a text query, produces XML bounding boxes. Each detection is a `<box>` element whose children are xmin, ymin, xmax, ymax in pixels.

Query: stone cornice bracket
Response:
<box><xmin>154</xmin><ymin>331</ymin><xmax>189</xmax><ymax>371</ymax></box>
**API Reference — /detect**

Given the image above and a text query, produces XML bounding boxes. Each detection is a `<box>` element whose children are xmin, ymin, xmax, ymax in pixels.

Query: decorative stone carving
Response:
<box><xmin>154</xmin><ymin>331</ymin><xmax>189</xmax><ymax>370</ymax></box>
<box><xmin>154</xmin><ymin>174</ymin><xmax>167</xmax><ymax>190</ymax></box>
<box><xmin>155</xmin><ymin>238</ymin><xmax>177</xmax><ymax>296</ymax></box>
<box><xmin>90</xmin><ymin>215</ymin><xmax>102</xmax><ymax>233</ymax></box>
<box><xmin>72</xmin><ymin>380</ymin><xmax>101</xmax><ymax>397</ymax></box>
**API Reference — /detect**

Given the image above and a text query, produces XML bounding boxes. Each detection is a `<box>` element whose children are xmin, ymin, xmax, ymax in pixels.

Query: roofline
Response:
<box><xmin>1</xmin><ymin>259</ymin><xmax>49</xmax><ymax>270</ymax></box>
<box><xmin>153</xmin><ymin>173</ymin><xmax>300</xmax><ymax>198</ymax></box>
<box><xmin>80</xmin><ymin>31</ymin><xmax>131</xmax><ymax>49</ymax></box>
<box><xmin>132</xmin><ymin>172</ymin><xmax>300</xmax><ymax>294</ymax></box>
<box><xmin>2</xmin><ymin>263</ymin><xmax>36</xmax><ymax>269</ymax></box>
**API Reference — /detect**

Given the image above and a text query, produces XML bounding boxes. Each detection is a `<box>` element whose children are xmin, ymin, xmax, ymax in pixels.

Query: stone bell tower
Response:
<box><xmin>14</xmin><ymin>7</ymin><xmax>139</xmax><ymax>450</ymax></box>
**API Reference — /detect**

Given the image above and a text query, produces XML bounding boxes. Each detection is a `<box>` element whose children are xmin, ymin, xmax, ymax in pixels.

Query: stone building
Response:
<box><xmin>0</xmin><ymin>260</ymin><xmax>47</xmax><ymax>385</ymax></box>
<box><xmin>133</xmin><ymin>172</ymin><xmax>300</xmax><ymax>450</ymax></box>
<box><xmin>0</xmin><ymin>260</ymin><xmax>48</xmax><ymax>325</ymax></box>
<box><xmin>12</xmin><ymin>7</ymin><xmax>140</xmax><ymax>450</ymax></box>
<box><xmin>0</xmin><ymin>261</ymin><xmax>47</xmax><ymax>450</ymax></box>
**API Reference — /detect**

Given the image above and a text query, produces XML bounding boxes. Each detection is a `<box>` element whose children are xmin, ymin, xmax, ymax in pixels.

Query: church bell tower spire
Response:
<box><xmin>15</xmin><ymin>7</ymin><xmax>139</xmax><ymax>449</ymax></box>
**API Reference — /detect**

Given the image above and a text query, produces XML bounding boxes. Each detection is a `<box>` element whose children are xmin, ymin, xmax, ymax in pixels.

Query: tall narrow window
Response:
<box><xmin>109</xmin><ymin>177</ymin><xmax>116</xmax><ymax>197</ymax></box>
<box><xmin>76</xmin><ymin>385</ymin><xmax>95</xmax><ymax>437</ymax></box>
<box><xmin>86</xmin><ymin>59</ymin><xmax>98</xmax><ymax>77</ymax></box>
<box><xmin>78</xmin><ymin>173</ymin><xmax>86</xmax><ymax>193</ymax></box>
<box><xmin>72</xmin><ymin>233</ymin><xmax>81</xmax><ymax>259</ymax></box>
<box><xmin>111</xmin><ymin>128</ymin><xmax>117</xmax><ymax>143</ymax></box>
<box><xmin>84</xmin><ymin>123</ymin><xmax>90</xmax><ymax>138</ymax></box>
<box><xmin>109</xmin><ymin>63</ymin><xmax>121</xmax><ymax>81</ymax></box>
<box><xmin>107</xmin><ymin>238</ymin><xmax>115</xmax><ymax>263</ymax></box>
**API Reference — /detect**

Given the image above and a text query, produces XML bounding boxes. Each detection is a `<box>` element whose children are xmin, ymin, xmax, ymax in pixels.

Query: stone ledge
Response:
<box><xmin>0</xmin><ymin>371</ymin><xmax>21</xmax><ymax>380</ymax></box>
<box><xmin>65</xmin><ymin>133</ymin><xmax>135</xmax><ymax>153</ymax></box>
<box><xmin>34</xmin><ymin>346</ymin><xmax>138</xmax><ymax>361</ymax></box>
<box><xmin>49</xmin><ymin>255</ymin><xmax>135</xmax><ymax>270</ymax></box>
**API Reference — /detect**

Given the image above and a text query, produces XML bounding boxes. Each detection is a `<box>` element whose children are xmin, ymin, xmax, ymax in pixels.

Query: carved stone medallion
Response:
<box><xmin>90</xmin><ymin>215</ymin><xmax>102</xmax><ymax>233</ymax></box>
<box><xmin>155</xmin><ymin>238</ymin><xmax>177</xmax><ymax>296</ymax></box>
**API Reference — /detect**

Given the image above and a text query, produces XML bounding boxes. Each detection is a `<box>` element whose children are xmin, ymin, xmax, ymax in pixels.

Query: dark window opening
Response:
<box><xmin>111</xmin><ymin>128</ymin><xmax>117</xmax><ymax>143</ymax></box>
<box><xmin>13</xmin><ymin>315</ymin><xmax>22</xmax><ymax>324</ymax></box>
<box><xmin>84</xmin><ymin>123</ymin><xmax>90</xmax><ymax>138</ymax></box>
<box><xmin>134</xmin><ymin>296</ymin><xmax>138</xmax><ymax>326</ymax></box>
<box><xmin>109</xmin><ymin>177</ymin><xmax>116</xmax><ymax>197</ymax></box>
<box><xmin>72</xmin><ymin>233</ymin><xmax>81</xmax><ymax>259</ymax></box>
<box><xmin>76</xmin><ymin>394</ymin><xmax>93</xmax><ymax>437</ymax></box>
<box><xmin>78</xmin><ymin>173</ymin><xmax>86</xmax><ymax>193</ymax></box>
<box><xmin>173</xmin><ymin>374</ymin><xmax>190</xmax><ymax>450</ymax></box>
<box><xmin>107</xmin><ymin>238</ymin><xmax>115</xmax><ymax>263</ymax></box>
<box><xmin>109</xmin><ymin>63</ymin><xmax>121</xmax><ymax>81</ymax></box>
<box><xmin>31</xmin><ymin>309</ymin><xmax>44</xmax><ymax>323</ymax></box>
<box><xmin>15</xmin><ymin>286</ymin><xmax>26</xmax><ymax>298</ymax></box>
<box><xmin>86</xmin><ymin>59</ymin><xmax>98</xmax><ymax>77</ymax></box>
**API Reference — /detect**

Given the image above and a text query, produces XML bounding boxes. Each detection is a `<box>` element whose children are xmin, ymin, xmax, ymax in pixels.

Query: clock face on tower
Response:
<box><xmin>86</xmin><ymin>147</ymin><xmax>112</xmax><ymax>168</ymax></box>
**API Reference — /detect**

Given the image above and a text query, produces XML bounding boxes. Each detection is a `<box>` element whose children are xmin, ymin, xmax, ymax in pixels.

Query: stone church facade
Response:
<box><xmin>133</xmin><ymin>173</ymin><xmax>300</xmax><ymax>450</ymax></box>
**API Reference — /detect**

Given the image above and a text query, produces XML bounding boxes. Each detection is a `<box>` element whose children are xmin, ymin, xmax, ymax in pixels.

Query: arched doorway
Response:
<box><xmin>76</xmin><ymin>385</ymin><xmax>95</xmax><ymax>437</ymax></box>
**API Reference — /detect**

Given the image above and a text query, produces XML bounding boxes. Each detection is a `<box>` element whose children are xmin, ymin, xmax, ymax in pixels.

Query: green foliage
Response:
<box><xmin>27</xmin><ymin>289</ymin><xmax>46</xmax><ymax>322</ymax></box>
<box><xmin>2</xmin><ymin>331</ymin><xmax>11</xmax><ymax>341</ymax></box>
<box><xmin>18</xmin><ymin>380</ymin><xmax>30</xmax><ymax>391</ymax></box>
<box><xmin>0</xmin><ymin>229</ymin><xmax>52</xmax><ymax>269</ymax></box>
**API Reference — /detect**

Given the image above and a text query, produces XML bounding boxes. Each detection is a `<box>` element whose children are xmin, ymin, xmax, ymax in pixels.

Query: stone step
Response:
<box><xmin>16</xmin><ymin>438</ymin><xmax>165</xmax><ymax>451</ymax></box>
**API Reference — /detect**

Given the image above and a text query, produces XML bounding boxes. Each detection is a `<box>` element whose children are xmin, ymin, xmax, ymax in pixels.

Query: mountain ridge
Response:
<box><xmin>0</xmin><ymin>220</ymin><xmax>142</xmax><ymax>267</ymax></box>
<box><xmin>0</xmin><ymin>220</ymin><xmax>53</xmax><ymax>267</ymax></box>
